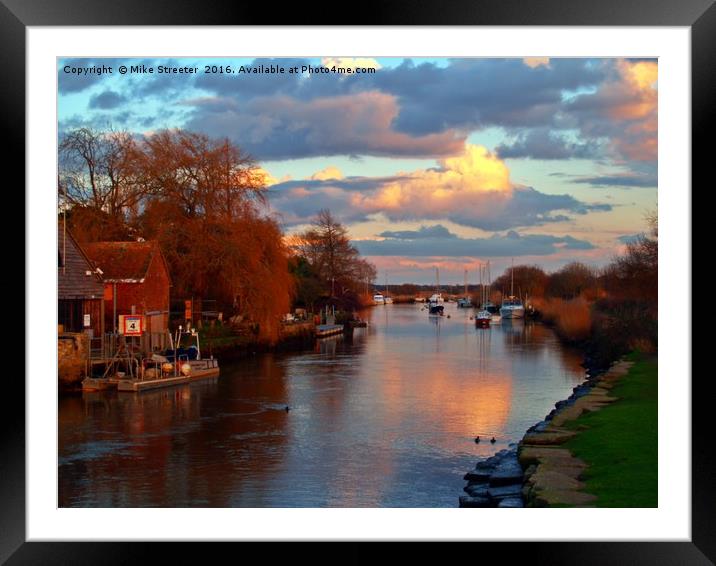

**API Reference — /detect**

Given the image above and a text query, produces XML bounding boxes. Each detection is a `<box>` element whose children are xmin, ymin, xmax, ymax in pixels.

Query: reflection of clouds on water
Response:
<box><xmin>59</xmin><ymin>303</ymin><xmax>585</xmax><ymax>508</ymax></box>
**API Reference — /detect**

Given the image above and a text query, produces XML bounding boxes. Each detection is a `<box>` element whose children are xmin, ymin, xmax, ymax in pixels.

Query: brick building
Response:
<box><xmin>83</xmin><ymin>240</ymin><xmax>171</xmax><ymax>340</ymax></box>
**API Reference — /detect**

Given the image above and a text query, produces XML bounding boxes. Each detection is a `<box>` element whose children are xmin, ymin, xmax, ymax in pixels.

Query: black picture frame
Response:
<box><xmin>6</xmin><ymin>0</ymin><xmax>708</xmax><ymax>562</ymax></box>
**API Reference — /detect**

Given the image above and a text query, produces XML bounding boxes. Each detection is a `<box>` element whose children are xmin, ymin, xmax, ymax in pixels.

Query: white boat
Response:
<box><xmin>500</xmin><ymin>298</ymin><xmax>525</xmax><ymax>319</ymax></box>
<box><xmin>428</xmin><ymin>293</ymin><xmax>444</xmax><ymax>304</ymax></box>
<box><xmin>373</xmin><ymin>293</ymin><xmax>385</xmax><ymax>305</ymax></box>
<box><xmin>499</xmin><ymin>259</ymin><xmax>525</xmax><ymax>319</ymax></box>
<box><xmin>383</xmin><ymin>274</ymin><xmax>393</xmax><ymax>304</ymax></box>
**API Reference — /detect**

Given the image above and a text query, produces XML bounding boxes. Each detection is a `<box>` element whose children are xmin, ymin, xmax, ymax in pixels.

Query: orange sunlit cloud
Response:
<box><xmin>523</xmin><ymin>57</ymin><xmax>550</xmax><ymax>69</ymax></box>
<box><xmin>607</xmin><ymin>60</ymin><xmax>658</xmax><ymax>161</ymax></box>
<box><xmin>352</xmin><ymin>144</ymin><xmax>513</xmax><ymax>216</ymax></box>
<box><xmin>310</xmin><ymin>166</ymin><xmax>344</xmax><ymax>181</ymax></box>
<box><xmin>320</xmin><ymin>57</ymin><xmax>382</xmax><ymax>71</ymax></box>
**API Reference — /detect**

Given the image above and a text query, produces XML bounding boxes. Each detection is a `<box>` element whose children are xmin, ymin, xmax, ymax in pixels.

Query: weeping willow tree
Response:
<box><xmin>137</xmin><ymin>130</ymin><xmax>294</xmax><ymax>343</ymax></box>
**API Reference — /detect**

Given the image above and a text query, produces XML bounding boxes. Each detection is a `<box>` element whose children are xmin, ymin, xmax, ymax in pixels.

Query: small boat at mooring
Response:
<box><xmin>499</xmin><ymin>259</ymin><xmax>525</xmax><ymax>319</ymax></box>
<box><xmin>475</xmin><ymin>263</ymin><xmax>491</xmax><ymax>327</ymax></box>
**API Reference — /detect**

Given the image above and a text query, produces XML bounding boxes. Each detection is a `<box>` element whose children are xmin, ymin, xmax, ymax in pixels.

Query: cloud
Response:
<box><xmin>496</xmin><ymin>128</ymin><xmax>603</xmax><ymax>160</ymax></box>
<box><xmin>270</xmin><ymin>143</ymin><xmax>612</xmax><ymax>229</ymax></box>
<box><xmin>350</xmin><ymin>144</ymin><xmax>609</xmax><ymax>230</ymax></box>
<box><xmin>180</xmin><ymin>58</ymin><xmax>615</xmax><ymax>160</ymax></box>
<box><xmin>321</xmin><ymin>57</ymin><xmax>381</xmax><ymax>71</ymax></box>
<box><xmin>61</xmin><ymin>57</ymin><xmax>656</xmax><ymax>180</ymax></box>
<box><xmin>355</xmin><ymin>229</ymin><xmax>595</xmax><ymax>258</ymax></box>
<box><xmin>88</xmin><ymin>90</ymin><xmax>126</xmax><ymax>110</ymax></box>
<box><xmin>523</xmin><ymin>57</ymin><xmax>551</xmax><ymax>69</ymax></box>
<box><xmin>617</xmin><ymin>233</ymin><xmax>646</xmax><ymax>244</ymax></box>
<box><xmin>378</xmin><ymin>225</ymin><xmax>458</xmax><ymax>240</ymax></box>
<box><xmin>571</xmin><ymin>173</ymin><xmax>657</xmax><ymax>188</ymax></box>
<box><xmin>184</xmin><ymin>91</ymin><xmax>466</xmax><ymax>160</ymax></box>
<box><xmin>310</xmin><ymin>166</ymin><xmax>344</xmax><ymax>180</ymax></box>
<box><xmin>565</xmin><ymin>59</ymin><xmax>657</xmax><ymax>163</ymax></box>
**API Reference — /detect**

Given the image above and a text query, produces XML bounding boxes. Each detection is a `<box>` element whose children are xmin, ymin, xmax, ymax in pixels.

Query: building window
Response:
<box><xmin>58</xmin><ymin>300</ymin><xmax>83</xmax><ymax>332</ymax></box>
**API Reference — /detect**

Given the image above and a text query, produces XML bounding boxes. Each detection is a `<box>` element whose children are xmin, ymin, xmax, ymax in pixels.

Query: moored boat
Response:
<box><xmin>499</xmin><ymin>259</ymin><xmax>525</xmax><ymax>319</ymax></box>
<box><xmin>500</xmin><ymin>298</ymin><xmax>525</xmax><ymax>319</ymax></box>
<box><xmin>475</xmin><ymin>263</ymin><xmax>491</xmax><ymax>327</ymax></box>
<box><xmin>428</xmin><ymin>267</ymin><xmax>445</xmax><ymax>315</ymax></box>
<box><xmin>475</xmin><ymin>310</ymin><xmax>491</xmax><ymax>327</ymax></box>
<box><xmin>457</xmin><ymin>268</ymin><xmax>472</xmax><ymax>308</ymax></box>
<box><xmin>428</xmin><ymin>301</ymin><xmax>444</xmax><ymax>315</ymax></box>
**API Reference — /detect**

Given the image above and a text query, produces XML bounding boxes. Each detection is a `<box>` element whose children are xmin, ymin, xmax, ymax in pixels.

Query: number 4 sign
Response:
<box><xmin>122</xmin><ymin>315</ymin><xmax>144</xmax><ymax>336</ymax></box>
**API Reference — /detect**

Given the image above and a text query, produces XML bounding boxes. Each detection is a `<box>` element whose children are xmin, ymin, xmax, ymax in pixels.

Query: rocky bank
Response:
<box><xmin>459</xmin><ymin>358</ymin><xmax>634</xmax><ymax>508</ymax></box>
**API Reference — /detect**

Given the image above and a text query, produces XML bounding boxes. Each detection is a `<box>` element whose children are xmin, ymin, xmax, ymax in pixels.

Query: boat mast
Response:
<box><xmin>510</xmin><ymin>258</ymin><xmax>515</xmax><ymax>297</ymax></box>
<box><xmin>464</xmin><ymin>268</ymin><xmax>468</xmax><ymax>297</ymax></box>
<box><xmin>487</xmin><ymin>261</ymin><xmax>491</xmax><ymax>305</ymax></box>
<box><xmin>479</xmin><ymin>263</ymin><xmax>484</xmax><ymax>306</ymax></box>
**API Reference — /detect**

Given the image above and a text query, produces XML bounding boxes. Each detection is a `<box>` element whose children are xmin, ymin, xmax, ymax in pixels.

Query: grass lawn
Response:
<box><xmin>563</xmin><ymin>352</ymin><xmax>658</xmax><ymax>507</ymax></box>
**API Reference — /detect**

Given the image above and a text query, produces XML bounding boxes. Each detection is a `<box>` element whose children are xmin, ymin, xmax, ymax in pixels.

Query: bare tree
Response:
<box><xmin>59</xmin><ymin>127</ymin><xmax>148</xmax><ymax>218</ymax></box>
<box><xmin>294</xmin><ymin>209</ymin><xmax>376</xmax><ymax>298</ymax></box>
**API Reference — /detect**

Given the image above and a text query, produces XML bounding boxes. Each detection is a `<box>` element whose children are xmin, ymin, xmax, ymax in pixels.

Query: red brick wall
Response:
<box><xmin>104</xmin><ymin>250</ymin><xmax>170</xmax><ymax>331</ymax></box>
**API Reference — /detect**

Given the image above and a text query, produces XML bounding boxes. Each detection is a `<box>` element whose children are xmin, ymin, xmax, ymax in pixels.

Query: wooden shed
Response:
<box><xmin>58</xmin><ymin>221</ymin><xmax>104</xmax><ymax>338</ymax></box>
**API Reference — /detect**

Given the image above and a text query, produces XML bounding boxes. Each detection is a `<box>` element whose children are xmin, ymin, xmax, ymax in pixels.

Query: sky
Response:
<box><xmin>58</xmin><ymin>56</ymin><xmax>657</xmax><ymax>284</ymax></box>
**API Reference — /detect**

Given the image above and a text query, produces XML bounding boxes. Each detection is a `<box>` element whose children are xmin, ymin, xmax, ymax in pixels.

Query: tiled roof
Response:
<box><xmin>82</xmin><ymin>240</ymin><xmax>162</xmax><ymax>282</ymax></box>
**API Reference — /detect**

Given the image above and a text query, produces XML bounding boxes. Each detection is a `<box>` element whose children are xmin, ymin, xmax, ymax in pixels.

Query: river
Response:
<box><xmin>58</xmin><ymin>303</ymin><xmax>585</xmax><ymax>507</ymax></box>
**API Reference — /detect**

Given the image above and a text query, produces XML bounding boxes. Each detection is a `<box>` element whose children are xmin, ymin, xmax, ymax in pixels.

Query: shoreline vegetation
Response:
<box><xmin>518</xmin><ymin>352</ymin><xmax>657</xmax><ymax>507</ymax></box>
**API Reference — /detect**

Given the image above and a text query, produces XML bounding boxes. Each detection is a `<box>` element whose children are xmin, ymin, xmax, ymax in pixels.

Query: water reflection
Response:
<box><xmin>59</xmin><ymin>303</ymin><xmax>585</xmax><ymax>507</ymax></box>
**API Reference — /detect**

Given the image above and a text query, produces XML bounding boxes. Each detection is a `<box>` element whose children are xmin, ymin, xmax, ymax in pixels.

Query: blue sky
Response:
<box><xmin>58</xmin><ymin>56</ymin><xmax>657</xmax><ymax>284</ymax></box>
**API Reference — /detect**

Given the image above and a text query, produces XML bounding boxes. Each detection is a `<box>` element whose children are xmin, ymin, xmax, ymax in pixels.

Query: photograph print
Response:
<box><xmin>57</xmin><ymin>56</ymin><xmax>658</xmax><ymax>508</ymax></box>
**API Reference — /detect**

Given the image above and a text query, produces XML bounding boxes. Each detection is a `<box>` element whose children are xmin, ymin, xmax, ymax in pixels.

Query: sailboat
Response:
<box><xmin>457</xmin><ymin>268</ymin><xmax>473</xmax><ymax>308</ymax></box>
<box><xmin>476</xmin><ymin>264</ymin><xmax>491</xmax><ymax>327</ymax></box>
<box><xmin>428</xmin><ymin>267</ymin><xmax>445</xmax><ymax>315</ymax></box>
<box><xmin>384</xmin><ymin>274</ymin><xmax>393</xmax><ymax>304</ymax></box>
<box><xmin>485</xmin><ymin>261</ymin><xmax>501</xmax><ymax>323</ymax></box>
<box><xmin>499</xmin><ymin>258</ymin><xmax>525</xmax><ymax>319</ymax></box>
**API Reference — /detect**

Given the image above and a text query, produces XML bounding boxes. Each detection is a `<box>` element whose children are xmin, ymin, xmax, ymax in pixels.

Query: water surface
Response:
<box><xmin>59</xmin><ymin>303</ymin><xmax>585</xmax><ymax>507</ymax></box>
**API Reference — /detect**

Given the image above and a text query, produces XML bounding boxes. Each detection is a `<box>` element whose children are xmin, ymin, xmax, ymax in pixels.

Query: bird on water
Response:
<box><xmin>474</xmin><ymin>436</ymin><xmax>480</xmax><ymax>443</ymax></box>
<box><xmin>490</xmin><ymin>437</ymin><xmax>496</xmax><ymax>444</ymax></box>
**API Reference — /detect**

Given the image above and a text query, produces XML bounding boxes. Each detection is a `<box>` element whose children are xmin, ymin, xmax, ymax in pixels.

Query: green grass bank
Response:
<box><xmin>563</xmin><ymin>352</ymin><xmax>658</xmax><ymax>507</ymax></box>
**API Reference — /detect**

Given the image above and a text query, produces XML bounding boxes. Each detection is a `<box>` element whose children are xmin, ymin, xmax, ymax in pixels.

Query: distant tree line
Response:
<box><xmin>489</xmin><ymin>214</ymin><xmax>658</xmax><ymax>362</ymax></box>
